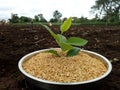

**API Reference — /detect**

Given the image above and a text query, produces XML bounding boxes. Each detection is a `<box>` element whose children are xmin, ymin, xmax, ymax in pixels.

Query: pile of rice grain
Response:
<box><xmin>23</xmin><ymin>50</ymin><xmax>107</xmax><ymax>83</ymax></box>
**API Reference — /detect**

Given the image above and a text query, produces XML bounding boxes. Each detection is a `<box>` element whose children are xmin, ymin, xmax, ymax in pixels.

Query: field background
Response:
<box><xmin>0</xmin><ymin>25</ymin><xmax>120</xmax><ymax>90</ymax></box>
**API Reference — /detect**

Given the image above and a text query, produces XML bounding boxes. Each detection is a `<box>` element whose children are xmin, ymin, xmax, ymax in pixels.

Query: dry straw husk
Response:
<box><xmin>23</xmin><ymin>49</ymin><xmax>107</xmax><ymax>83</ymax></box>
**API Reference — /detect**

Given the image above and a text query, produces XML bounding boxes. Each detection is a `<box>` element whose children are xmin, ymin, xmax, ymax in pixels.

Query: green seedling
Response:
<box><xmin>41</xmin><ymin>17</ymin><xmax>88</xmax><ymax>57</ymax></box>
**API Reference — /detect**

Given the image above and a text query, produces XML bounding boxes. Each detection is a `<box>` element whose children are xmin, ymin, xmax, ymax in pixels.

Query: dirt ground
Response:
<box><xmin>0</xmin><ymin>25</ymin><xmax>120</xmax><ymax>90</ymax></box>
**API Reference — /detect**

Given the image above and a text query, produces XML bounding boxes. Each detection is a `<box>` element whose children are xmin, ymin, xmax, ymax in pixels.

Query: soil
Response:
<box><xmin>0</xmin><ymin>25</ymin><xmax>120</xmax><ymax>90</ymax></box>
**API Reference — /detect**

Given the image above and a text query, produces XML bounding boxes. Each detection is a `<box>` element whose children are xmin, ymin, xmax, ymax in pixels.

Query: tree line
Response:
<box><xmin>8</xmin><ymin>0</ymin><xmax>120</xmax><ymax>25</ymax></box>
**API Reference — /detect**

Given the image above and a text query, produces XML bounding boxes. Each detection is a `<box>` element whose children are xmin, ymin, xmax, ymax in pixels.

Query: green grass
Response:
<box><xmin>10</xmin><ymin>21</ymin><xmax>120</xmax><ymax>26</ymax></box>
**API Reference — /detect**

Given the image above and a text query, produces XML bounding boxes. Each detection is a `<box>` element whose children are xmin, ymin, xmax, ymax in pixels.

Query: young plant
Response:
<box><xmin>40</xmin><ymin>17</ymin><xmax>88</xmax><ymax>57</ymax></box>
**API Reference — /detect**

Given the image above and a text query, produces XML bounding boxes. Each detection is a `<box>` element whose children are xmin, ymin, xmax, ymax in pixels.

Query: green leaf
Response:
<box><xmin>60</xmin><ymin>17</ymin><xmax>72</xmax><ymax>34</ymax></box>
<box><xmin>40</xmin><ymin>24</ymin><xmax>58</xmax><ymax>40</ymax></box>
<box><xmin>67</xmin><ymin>47</ymin><xmax>80</xmax><ymax>57</ymax></box>
<box><xmin>56</xmin><ymin>34</ymin><xmax>67</xmax><ymax>43</ymax></box>
<box><xmin>58</xmin><ymin>42</ymin><xmax>73</xmax><ymax>51</ymax></box>
<box><xmin>46</xmin><ymin>49</ymin><xmax>60</xmax><ymax>57</ymax></box>
<box><xmin>67</xmin><ymin>37</ymin><xmax>88</xmax><ymax>46</ymax></box>
<box><xmin>56</xmin><ymin>34</ymin><xmax>73</xmax><ymax>51</ymax></box>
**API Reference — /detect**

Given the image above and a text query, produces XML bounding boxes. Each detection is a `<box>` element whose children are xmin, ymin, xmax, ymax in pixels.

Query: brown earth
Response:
<box><xmin>0</xmin><ymin>25</ymin><xmax>120</xmax><ymax>90</ymax></box>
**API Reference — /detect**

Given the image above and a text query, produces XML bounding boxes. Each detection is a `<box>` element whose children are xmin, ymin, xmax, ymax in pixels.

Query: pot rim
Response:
<box><xmin>18</xmin><ymin>48</ymin><xmax>112</xmax><ymax>85</ymax></box>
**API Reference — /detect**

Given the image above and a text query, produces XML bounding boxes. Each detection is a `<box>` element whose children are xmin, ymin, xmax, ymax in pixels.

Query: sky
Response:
<box><xmin>0</xmin><ymin>0</ymin><xmax>96</xmax><ymax>21</ymax></box>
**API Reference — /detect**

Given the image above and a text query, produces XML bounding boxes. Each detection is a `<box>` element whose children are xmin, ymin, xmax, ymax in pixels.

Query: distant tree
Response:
<box><xmin>49</xmin><ymin>18</ymin><xmax>57</xmax><ymax>23</ymax></box>
<box><xmin>9</xmin><ymin>13</ymin><xmax>19</xmax><ymax>23</ymax></box>
<box><xmin>19</xmin><ymin>16</ymin><xmax>32</xmax><ymax>23</ymax></box>
<box><xmin>33</xmin><ymin>14</ymin><xmax>47</xmax><ymax>22</ymax></box>
<box><xmin>90</xmin><ymin>14</ymin><xmax>100</xmax><ymax>22</ymax></box>
<box><xmin>62</xmin><ymin>17</ymin><xmax>67</xmax><ymax>22</ymax></box>
<box><xmin>49</xmin><ymin>18</ymin><xmax>55</xmax><ymax>22</ymax></box>
<box><xmin>79</xmin><ymin>16</ymin><xmax>88</xmax><ymax>23</ymax></box>
<box><xmin>91</xmin><ymin>0</ymin><xmax>120</xmax><ymax>22</ymax></box>
<box><xmin>38</xmin><ymin>14</ymin><xmax>47</xmax><ymax>22</ymax></box>
<box><xmin>72</xmin><ymin>17</ymin><xmax>79</xmax><ymax>23</ymax></box>
<box><xmin>53</xmin><ymin>10</ymin><xmax>62</xmax><ymax>22</ymax></box>
<box><xmin>33</xmin><ymin>15</ymin><xmax>39</xmax><ymax>22</ymax></box>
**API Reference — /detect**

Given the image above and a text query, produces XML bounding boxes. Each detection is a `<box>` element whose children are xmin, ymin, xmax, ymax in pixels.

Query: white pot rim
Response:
<box><xmin>18</xmin><ymin>48</ymin><xmax>112</xmax><ymax>85</ymax></box>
